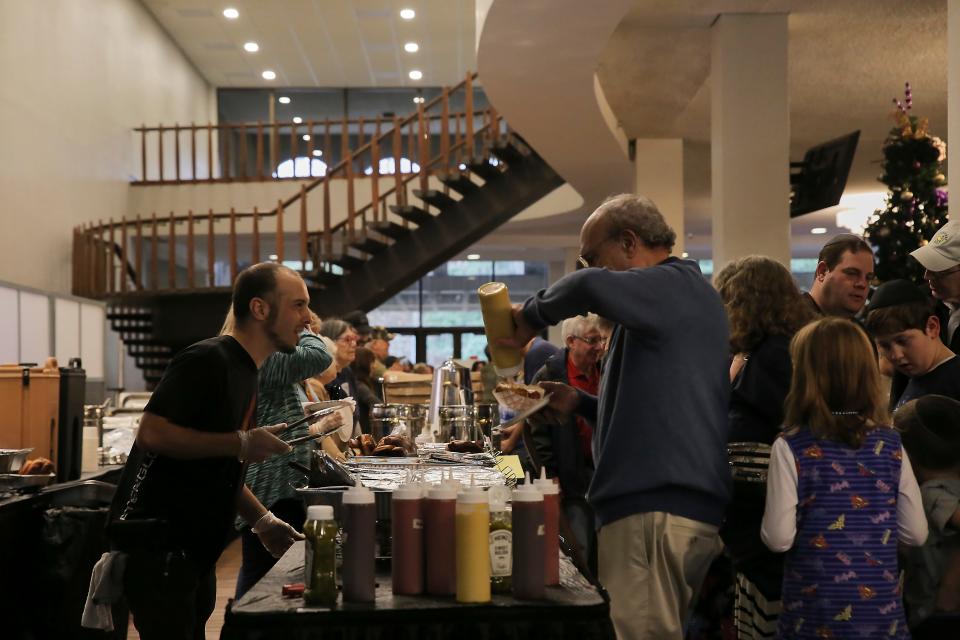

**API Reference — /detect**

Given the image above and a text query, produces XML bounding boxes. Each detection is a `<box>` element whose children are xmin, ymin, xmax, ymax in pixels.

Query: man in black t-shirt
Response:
<box><xmin>108</xmin><ymin>262</ymin><xmax>314</xmax><ymax>640</ymax></box>
<box><xmin>865</xmin><ymin>279</ymin><xmax>960</xmax><ymax>410</ymax></box>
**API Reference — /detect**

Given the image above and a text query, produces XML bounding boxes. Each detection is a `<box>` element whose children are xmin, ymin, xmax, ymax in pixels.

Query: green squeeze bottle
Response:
<box><xmin>304</xmin><ymin>505</ymin><xmax>338</xmax><ymax>607</ymax></box>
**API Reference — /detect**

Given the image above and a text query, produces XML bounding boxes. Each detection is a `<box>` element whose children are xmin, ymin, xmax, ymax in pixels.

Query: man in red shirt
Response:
<box><xmin>528</xmin><ymin>314</ymin><xmax>604</xmax><ymax>574</ymax></box>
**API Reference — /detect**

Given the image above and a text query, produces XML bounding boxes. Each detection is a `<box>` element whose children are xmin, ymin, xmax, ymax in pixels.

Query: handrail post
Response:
<box><xmin>158</xmin><ymin>124</ymin><xmax>165</xmax><ymax>183</ymax></box>
<box><xmin>371</xmin><ymin>115</ymin><xmax>381</xmax><ymax>224</ymax></box>
<box><xmin>252</xmin><ymin>206</ymin><xmax>260</xmax><ymax>264</ymax></box>
<box><xmin>187</xmin><ymin>209</ymin><xmax>195</xmax><ymax>288</ymax></box>
<box><xmin>168</xmin><ymin>211</ymin><xmax>176</xmax><ymax>289</ymax></box>
<box><xmin>299</xmin><ymin>184</ymin><xmax>308</xmax><ymax>270</ymax></box>
<box><xmin>229</xmin><ymin>207</ymin><xmax>238</xmax><ymax>283</ymax></box>
<box><xmin>135</xmin><ymin>214</ymin><xmax>143</xmax><ymax>290</ymax></box>
<box><xmin>441</xmin><ymin>90</ymin><xmax>450</xmax><ymax>172</ymax></box>
<box><xmin>346</xmin><ymin>150</ymin><xmax>356</xmax><ymax>243</ymax></box>
<box><xmin>191</xmin><ymin>122</ymin><xmax>197</xmax><ymax>180</ymax></box>
<box><xmin>465</xmin><ymin>73</ymin><xmax>475</xmax><ymax>158</ymax></box>
<box><xmin>256</xmin><ymin>121</ymin><xmax>264</xmax><ymax>179</ymax></box>
<box><xmin>393</xmin><ymin>116</ymin><xmax>404</xmax><ymax>207</ymax></box>
<box><xmin>417</xmin><ymin>101</ymin><xmax>428</xmax><ymax>193</ymax></box>
<box><xmin>120</xmin><ymin>217</ymin><xmax>128</xmax><ymax>293</ymax></box>
<box><xmin>150</xmin><ymin>213</ymin><xmax>158</xmax><ymax>290</ymax></box>
<box><xmin>306</xmin><ymin>119</ymin><xmax>315</xmax><ymax>160</ymax></box>
<box><xmin>323</xmin><ymin>175</ymin><xmax>332</xmax><ymax>260</ymax></box>
<box><xmin>207</xmin><ymin>209</ymin><xmax>215</xmax><ymax>287</ymax></box>
<box><xmin>289</xmin><ymin>119</ymin><xmax>297</xmax><ymax>172</ymax></box>
<box><xmin>207</xmin><ymin>122</ymin><xmax>214</xmax><ymax>182</ymax></box>
<box><xmin>275</xmin><ymin>200</ymin><xmax>284</xmax><ymax>263</ymax></box>
<box><xmin>140</xmin><ymin>124</ymin><xmax>147</xmax><ymax>182</ymax></box>
<box><xmin>107</xmin><ymin>219</ymin><xmax>115</xmax><ymax>294</ymax></box>
<box><xmin>174</xmin><ymin>123</ymin><xmax>181</xmax><ymax>182</ymax></box>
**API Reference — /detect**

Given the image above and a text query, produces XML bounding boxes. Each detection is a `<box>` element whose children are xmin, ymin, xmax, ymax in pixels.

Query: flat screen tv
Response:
<box><xmin>789</xmin><ymin>130</ymin><xmax>860</xmax><ymax>218</ymax></box>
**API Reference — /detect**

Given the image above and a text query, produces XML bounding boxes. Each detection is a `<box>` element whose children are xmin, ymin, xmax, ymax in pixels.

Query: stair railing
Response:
<box><xmin>74</xmin><ymin>72</ymin><xmax>507</xmax><ymax>299</ymax></box>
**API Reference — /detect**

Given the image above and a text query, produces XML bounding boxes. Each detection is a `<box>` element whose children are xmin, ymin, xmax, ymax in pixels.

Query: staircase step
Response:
<box><xmin>329</xmin><ymin>252</ymin><xmax>367</xmax><ymax>270</ymax></box>
<box><xmin>467</xmin><ymin>156</ymin><xmax>503</xmax><ymax>181</ymax></box>
<box><xmin>106</xmin><ymin>310</ymin><xmax>152</xmax><ymax>321</ymax></box>
<box><xmin>121</xmin><ymin>338</ymin><xmax>165</xmax><ymax>347</ymax></box>
<box><xmin>370</xmin><ymin>221</ymin><xmax>411</xmax><ymax>240</ymax></box>
<box><xmin>350</xmin><ymin>232</ymin><xmax>390</xmax><ymax>255</ymax></box>
<box><xmin>306</xmin><ymin>270</ymin><xmax>342</xmax><ymax>287</ymax></box>
<box><xmin>413</xmin><ymin>189</ymin><xmax>458</xmax><ymax>210</ymax></box>
<box><xmin>438</xmin><ymin>171</ymin><xmax>480</xmax><ymax>196</ymax></box>
<box><xmin>389</xmin><ymin>204</ymin><xmax>434</xmax><ymax>226</ymax></box>
<box><xmin>490</xmin><ymin>139</ymin><xmax>530</xmax><ymax>165</ymax></box>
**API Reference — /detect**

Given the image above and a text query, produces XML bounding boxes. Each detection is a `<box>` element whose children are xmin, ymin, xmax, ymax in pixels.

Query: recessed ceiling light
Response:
<box><xmin>682</xmin><ymin>251</ymin><xmax>689</xmax><ymax>258</ymax></box>
<box><xmin>243</xmin><ymin>42</ymin><xmax>259</xmax><ymax>53</ymax></box>
<box><xmin>811</xmin><ymin>227</ymin><xmax>828</xmax><ymax>235</ymax></box>
<box><xmin>412</xmin><ymin>96</ymin><xmax>424</xmax><ymax>104</ymax></box>
<box><xmin>302</xmin><ymin>134</ymin><xmax>311</xmax><ymax>141</ymax></box>
<box><xmin>400</xmin><ymin>8</ymin><xmax>415</xmax><ymax>20</ymax></box>
<box><xmin>312</xmin><ymin>149</ymin><xmax>323</xmax><ymax>157</ymax></box>
<box><xmin>404</xmin><ymin>42</ymin><xmax>419</xmax><ymax>53</ymax></box>
<box><xmin>292</xmin><ymin>116</ymin><xmax>302</xmax><ymax>124</ymax></box>
<box><xmin>278</xmin><ymin>96</ymin><xmax>291</xmax><ymax>104</ymax></box>
<box><xmin>408</xmin><ymin>70</ymin><xmax>422</xmax><ymax>80</ymax></box>
<box><xmin>223</xmin><ymin>8</ymin><xmax>239</xmax><ymax>19</ymax></box>
<box><xmin>261</xmin><ymin>70</ymin><xmax>276</xmax><ymax>80</ymax></box>
<box><xmin>466</xmin><ymin>254</ymin><xmax>480</xmax><ymax>260</ymax></box>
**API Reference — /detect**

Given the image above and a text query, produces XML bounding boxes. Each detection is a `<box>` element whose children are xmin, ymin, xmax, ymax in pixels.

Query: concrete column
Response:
<box><xmin>634</xmin><ymin>139</ymin><xmax>684</xmax><ymax>254</ymax></box>
<box><xmin>711</xmin><ymin>14</ymin><xmax>791</xmax><ymax>269</ymax></box>
<box><xmin>949</xmin><ymin>1</ymin><xmax>960</xmax><ymax>195</ymax></box>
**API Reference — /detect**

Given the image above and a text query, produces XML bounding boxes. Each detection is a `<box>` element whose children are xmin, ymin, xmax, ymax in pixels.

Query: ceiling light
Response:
<box><xmin>400</xmin><ymin>8</ymin><xmax>415</xmax><ymax>20</ymax></box>
<box><xmin>811</xmin><ymin>227</ymin><xmax>828</xmax><ymax>235</ymax></box>
<box><xmin>261</xmin><ymin>70</ymin><xmax>276</xmax><ymax>80</ymax></box>
<box><xmin>223</xmin><ymin>8</ymin><xmax>239</xmax><ymax>19</ymax></box>
<box><xmin>681</xmin><ymin>251</ymin><xmax>689</xmax><ymax>258</ymax></box>
<box><xmin>292</xmin><ymin>116</ymin><xmax>302</xmax><ymax>124</ymax></box>
<box><xmin>278</xmin><ymin>96</ymin><xmax>291</xmax><ymax>104</ymax></box>
<box><xmin>466</xmin><ymin>254</ymin><xmax>480</xmax><ymax>260</ymax></box>
<box><xmin>243</xmin><ymin>42</ymin><xmax>259</xmax><ymax>52</ymax></box>
<box><xmin>404</xmin><ymin>42</ymin><xmax>419</xmax><ymax>53</ymax></box>
<box><xmin>412</xmin><ymin>96</ymin><xmax>424</xmax><ymax>104</ymax></box>
<box><xmin>312</xmin><ymin>149</ymin><xmax>323</xmax><ymax>157</ymax></box>
<box><xmin>302</xmin><ymin>134</ymin><xmax>311</xmax><ymax>141</ymax></box>
<box><xmin>408</xmin><ymin>70</ymin><xmax>422</xmax><ymax>80</ymax></box>
<box><xmin>268</xmin><ymin>254</ymin><xmax>278</xmax><ymax>261</ymax></box>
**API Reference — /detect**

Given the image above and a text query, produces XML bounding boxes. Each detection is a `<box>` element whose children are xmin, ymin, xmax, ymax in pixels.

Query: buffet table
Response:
<box><xmin>221</xmin><ymin>540</ymin><xmax>615</xmax><ymax>640</ymax></box>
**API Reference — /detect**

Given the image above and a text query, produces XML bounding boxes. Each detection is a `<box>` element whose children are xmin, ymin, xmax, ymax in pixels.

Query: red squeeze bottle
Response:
<box><xmin>511</xmin><ymin>475</ymin><xmax>545</xmax><ymax>600</ymax></box>
<box><xmin>391</xmin><ymin>480</ymin><xmax>424</xmax><ymax>595</ymax></box>
<box><xmin>341</xmin><ymin>485</ymin><xmax>377</xmax><ymax>603</ymax></box>
<box><xmin>534</xmin><ymin>467</ymin><xmax>560</xmax><ymax>585</ymax></box>
<box><xmin>424</xmin><ymin>481</ymin><xmax>458</xmax><ymax>595</ymax></box>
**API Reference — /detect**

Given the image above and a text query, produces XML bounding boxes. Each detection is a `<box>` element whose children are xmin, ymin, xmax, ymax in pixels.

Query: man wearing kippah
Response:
<box><xmin>805</xmin><ymin>233</ymin><xmax>875</xmax><ymax>317</ymax></box>
<box><xmin>911</xmin><ymin>220</ymin><xmax>960</xmax><ymax>353</ymax></box>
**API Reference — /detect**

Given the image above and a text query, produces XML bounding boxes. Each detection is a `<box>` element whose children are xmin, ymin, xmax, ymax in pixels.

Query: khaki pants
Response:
<box><xmin>598</xmin><ymin>512</ymin><xmax>722</xmax><ymax>640</ymax></box>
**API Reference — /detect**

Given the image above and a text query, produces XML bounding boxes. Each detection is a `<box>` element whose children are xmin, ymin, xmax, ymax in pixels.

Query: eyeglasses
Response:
<box><xmin>336</xmin><ymin>335</ymin><xmax>359</xmax><ymax>345</ymax></box>
<box><xmin>577</xmin><ymin>231</ymin><xmax>622</xmax><ymax>269</ymax></box>
<box><xmin>573</xmin><ymin>335</ymin><xmax>606</xmax><ymax>347</ymax></box>
<box><xmin>927</xmin><ymin>264</ymin><xmax>960</xmax><ymax>279</ymax></box>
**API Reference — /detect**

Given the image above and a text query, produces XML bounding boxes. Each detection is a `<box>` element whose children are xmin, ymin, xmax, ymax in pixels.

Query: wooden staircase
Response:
<box><xmin>72</xmin><ymin>73</ymin><xmax>563</xmax><ymax>387</ymax></box>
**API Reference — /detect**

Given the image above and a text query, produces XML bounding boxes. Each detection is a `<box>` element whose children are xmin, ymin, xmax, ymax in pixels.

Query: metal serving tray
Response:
<box><xmin>0</xmin><ymin>473</ymin><xmax>55</xmax><ymax>492</ymax></box>
<box><xmin>0</xmin><ymin>448</ymin><xmax>33</xmax><ymax>473</ymax></box>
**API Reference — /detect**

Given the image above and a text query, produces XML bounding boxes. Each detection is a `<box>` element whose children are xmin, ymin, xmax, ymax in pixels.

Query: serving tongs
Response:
<box><xmin>279</xmin><ymin>407</ymin><xmax>340</xmax><ymax>446</ymax></box>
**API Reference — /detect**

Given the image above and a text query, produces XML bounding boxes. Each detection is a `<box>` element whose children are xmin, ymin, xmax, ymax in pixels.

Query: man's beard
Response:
<box><xmin>265</xmin><ymin>306</ymin><xmax>297</xmax><ymax>354</ymax></box>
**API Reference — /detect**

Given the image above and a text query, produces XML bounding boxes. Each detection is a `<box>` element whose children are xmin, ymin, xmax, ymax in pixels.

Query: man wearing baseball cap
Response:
<box><xmin>911</xmin><ymin>220</ymin><xmax>960</xmax><ymax>353</ymax></box>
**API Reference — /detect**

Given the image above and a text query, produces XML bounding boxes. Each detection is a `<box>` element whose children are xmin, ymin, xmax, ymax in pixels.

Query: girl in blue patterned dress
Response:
<box><xmin>761</xmin><ymin>317</ymin><xmax>928</xmax><ymax>639</ymax></box>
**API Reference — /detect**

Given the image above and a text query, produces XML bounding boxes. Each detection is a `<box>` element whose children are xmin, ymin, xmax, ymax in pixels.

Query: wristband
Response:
<box><xmin>237</xmin><ymin>430</ymin><xmax>250</xmax><ymax>462</ymax></box>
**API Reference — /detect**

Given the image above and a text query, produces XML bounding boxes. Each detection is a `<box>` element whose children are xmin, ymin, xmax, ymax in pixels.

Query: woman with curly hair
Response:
<box><xmin>716</xmin><ymin>255</ymin><xmax>817</xmax><ymax>639</ymax></box>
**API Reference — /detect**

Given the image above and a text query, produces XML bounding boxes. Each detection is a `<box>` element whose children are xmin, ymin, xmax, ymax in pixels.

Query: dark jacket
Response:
<box><xmin>529</xmin><ymin>349</ymin><xmax>594</xmax><ymax>498</ymax></box>
<box><xmin>522</xmin><ymin>257</ymin><xmax>732</xmax><ymax>528</ymax></box>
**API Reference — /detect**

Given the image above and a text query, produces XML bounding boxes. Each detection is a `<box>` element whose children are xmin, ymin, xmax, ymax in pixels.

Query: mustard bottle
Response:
<box><xmin>478</xmin><ymin>282</ymin><xmax>522</xmax><ymax>378</ymax></box>
<box><xmin>455</xmin><ymin>483</ymin><xmax>491</xmax><ymax>603</ymax></box>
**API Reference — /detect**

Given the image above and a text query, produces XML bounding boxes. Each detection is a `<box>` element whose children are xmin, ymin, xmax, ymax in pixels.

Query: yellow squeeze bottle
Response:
<box><xmin>455</xmin><ymin>482</ymin><xmax>491</xmax><ymax>603</ymax></box>
<box><xmin>478</xmin><ymin>282</ymin><xmax>522</xmax><ymax>378</ymax></box>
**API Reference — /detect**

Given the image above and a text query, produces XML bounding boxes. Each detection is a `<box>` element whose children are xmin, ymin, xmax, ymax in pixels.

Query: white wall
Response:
<box><xmin>0</xmin><ymin>0</ymin><xmax>213</xmax><ymax>295</ymax></box>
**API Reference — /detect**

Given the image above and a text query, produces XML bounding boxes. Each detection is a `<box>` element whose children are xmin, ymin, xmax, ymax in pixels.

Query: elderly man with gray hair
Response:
<box><xmin>528</xmin><ymin>313</ymin><xmax>604</xmax><ymax>575</ymax></box>
<box><xmin>505</xmin><ymin>194</ymin><xmax>731</xmax><ymax>640</ymax></box>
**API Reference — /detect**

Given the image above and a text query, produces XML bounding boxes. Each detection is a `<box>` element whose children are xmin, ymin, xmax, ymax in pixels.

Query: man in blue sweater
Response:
<box><xmin>507</xmin><ymin>194</ymin><xmax>731</xmax><ymax>639</ymax></box>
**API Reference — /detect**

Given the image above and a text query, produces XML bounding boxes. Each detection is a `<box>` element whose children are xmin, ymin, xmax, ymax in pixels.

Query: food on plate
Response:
<box><xmin>492</xmin><ymin>382</ymin><xmax>546</xmax><ymax>412</ymax></box>
<box><xmin>447</xmin><ymin>439</ymin><xmax>484</xmax><ymax>454</ymax></box>
<box><xmin>19</xmin><ymin>457</ymin><xmax>54</xmax><ymax>475</ymax></box>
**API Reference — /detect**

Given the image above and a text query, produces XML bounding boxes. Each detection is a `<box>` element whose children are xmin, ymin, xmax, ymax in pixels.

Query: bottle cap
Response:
<box><xmin>307</xmin><ymin>505</ymin><xmax>334</xmax><ymax>520</ymax></box>
<box><xmin>457</xmin><ymin>485</ymin><xmax>489</xmax><ymax>504</ymax></box>
<box><xmin>341</xmin><ymin>485</ymin><xmax>374</xmax><ymax>505</ymax></box>
<box><xmin>427</xmin><ymin>482</ymin><xmax>458</xmax><ymax>500</ymax></box>
<box><xmin>513</xmin><ymin>472</ymin><xmax>544</xmax><ymax>503</ymax></box>
<box><xmin>534</xmin><ymin>466</ymin><xmax>560</xmax><ymax>495</ymax></box>
<box><xmin>488</xmin><ymin>484</ymin><xmax>510</xmax><ymax>511</ymax></box>
<box><xmin>394</xmin><ymin>480</ymin><xmax>423</xmax><ymax>500</ymax></box>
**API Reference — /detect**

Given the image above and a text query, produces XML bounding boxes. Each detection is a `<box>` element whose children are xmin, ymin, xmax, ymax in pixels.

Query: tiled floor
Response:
<box><xmin>126</xmin><ymin>537</ymin><xmax>242</xmax><ymax>640</ymax></box>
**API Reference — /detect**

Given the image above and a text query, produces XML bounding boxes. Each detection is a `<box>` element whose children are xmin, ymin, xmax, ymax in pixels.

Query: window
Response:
<box><xmin>274</xmin><ymin>156</ymin><xmax>327</xmax><ymax>178</ymax></box>
<box><xmin>363</xmin><ymin>157</ymin><xmax>420</xmax><ymax>175</ymax></box>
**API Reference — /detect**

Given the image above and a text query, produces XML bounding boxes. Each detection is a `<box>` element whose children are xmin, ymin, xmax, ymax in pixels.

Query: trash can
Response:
<box><xmin>58</xmin><ymin>358</ymin><xmax>87</xmax><ymax>481</ymax></box>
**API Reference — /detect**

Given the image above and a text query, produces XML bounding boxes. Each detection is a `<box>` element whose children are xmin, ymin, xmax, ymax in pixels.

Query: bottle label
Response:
<box><xmin>305</xmin><ymin>538</ymin><xmax>313</xmax><ymax>586</ymax></box>
<box><xmin>413</xmin><ymin>518</ymin><xmax>423</xmax><ymax>530</ymax></box>
<box><xmin>489</xmin><ymin>529</ymin><xmax>512</xmax><ymax>577</ymax></box>
<box><xmin>537</xmin><ymin>524</ymin><xmax>545</xmax><ymax>536</ymax></box>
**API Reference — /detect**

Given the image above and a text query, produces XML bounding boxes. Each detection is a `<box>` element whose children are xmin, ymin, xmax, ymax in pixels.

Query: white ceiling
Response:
<box><xmin>141</xmin><ymin>0</ymin><xmax>476</xmax><ymax>88</ymax></box>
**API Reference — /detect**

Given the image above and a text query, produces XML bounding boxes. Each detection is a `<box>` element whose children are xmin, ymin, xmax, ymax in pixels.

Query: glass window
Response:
<box><xmin>367</xmin><ymin>281</ymin><xmax>420</xmax><ymax>328</ymax></box>
<box><xmin>426</xmin><ymin>333</ymin><xmax>454</xmax><ymax>368</ymax></box>
<box><xmin>461</xmin><ymin>332</ymin><xmax>488</xmax><ymax>361</ymax></box>
<box><xmin>388</xmin><ymin>333</ymin><xmax>417</xmax><ymax>365</ymax></box>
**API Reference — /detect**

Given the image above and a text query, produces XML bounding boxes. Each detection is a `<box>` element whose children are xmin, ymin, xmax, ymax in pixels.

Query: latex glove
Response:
<box><xmin>252</xmin><ymin>511</ymin><xmax>305</xmax><ymax>559</ymax></box>
<box><xmin>240</xmin><ymin>424</ymin><xmax>291</xmax><ymax>463</ymax></box>
<box><xmin>309</xmin><ymin>411</ymin><xmax>343</xmax><ymax>436</ymax></box>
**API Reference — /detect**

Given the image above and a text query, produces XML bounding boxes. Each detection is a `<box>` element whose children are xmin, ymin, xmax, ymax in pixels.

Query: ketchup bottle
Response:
<box><xmin>534</xmin><ymin>467</ymin><xmax>560</xmax><ymax>585</ymax></box>
<box><xmin>391</xmin><ymin>480</ymin><xmax>424</xmax><ymax>595</ymax></box>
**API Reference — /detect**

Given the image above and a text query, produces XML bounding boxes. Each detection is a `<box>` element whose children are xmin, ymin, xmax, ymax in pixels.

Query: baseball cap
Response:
<box><xmin>867</xmin><ymin>279</ymin><xmax>928</xmax><ymax>312</ymax></box>
<box><xmin>910</xmin><ymin>220</ymin><xmax>960</xmax><ymax>272</ymax></box>
<box><xmin>341</xmin><ymin>310</ymin><xmax>372</xmax><ymax>336</ymax></box>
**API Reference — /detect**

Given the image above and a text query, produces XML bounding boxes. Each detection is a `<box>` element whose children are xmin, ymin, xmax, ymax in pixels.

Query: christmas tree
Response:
<box><xmin>864</xmin><ymin>83</ymin><xmax>948</xmax><ymax>284</ymax></box>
